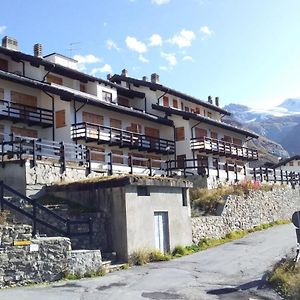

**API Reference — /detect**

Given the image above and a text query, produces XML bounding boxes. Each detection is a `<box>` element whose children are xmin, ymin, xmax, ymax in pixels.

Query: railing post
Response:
<box><xmin>216</xmin><ymin>159</ymin><xmax>220</xmax><ymax>179</ymax></box>
<box><xmin>66</xmin><ymin>218</ymin><xmax>71</xmax><ymax>237</ymax></box>
<box><xmin>225</xmin><ymin>162</ymin><xmax>229</xmax><ymax>181</ymax></box>
<box><xmin>88</xmin><ymin>217</ymin><xmax>93</xmax><ymax>246</ymax></box>
<box><xmin>128</xmin><ymin>155</ymin><xmax>133</xmax><ymax>174</ymax></box>
<box><xmin>234</xmin><ymin>163</ymin><xmax>238</xmax><ymax>182</ymax></box>
<box><xmin>273</xmin><ymin>168</ymin><xmax>276</xmax><ymax>183</ymax></box>
<box><xmin>253</xmin><ymin>168</ymin><xmax>256</xmax><ymax>181</ymax></box>
<box><xmin>243</xmin><ymin>165</ymin><xmax>246</xmax><ymax>177</ymax></box>
<box><xmin>148</xmin><ymin>158</ymin><xmax>152</xmax><ymax>177</ymax></box>
<box><xmin>183</xmin><ymin>159</ymin><xmax>187</xmax><ymax>178</ymax></box>
<box><xmin>59</xmin><ymin>141</ymin><xmax>66</xmax><ymax>172</ymax></box>
<box><xmin>32</xmin><ymin>200</ymin><xmax>37</xmax><ymax>236</ymax></box>
<box><xmin>298</xmin><ymin>172</ymin><xmax>300</xmax><ymax>186</ymax></box>
<box><xmin>265</xmin><ymin>167</ymin><xmax>269</xmax><ymax>182</ymax></box>
<box><xmin>280</xmin><ymin>169</ymin><xmax>283</xmax><ymax>184</ymax></box>
<box><xmin>86</xmin><ymin>148</ymin><xmax>91</xmax><ymax>175</ymax></box>
<box><xmin>0</xmin><ymin>181</ymin><xmax>3</xmax><ymax>212</ymax></box>
<box><xmin>285</xmin><ymin>170</ymin><xmax>288</xmax><ymax>184</ymax></box>
<box><xmin>108</xmin><ymin>152</ymin><xmax>113</xmax><ymax>175</ymax></box>
<box><xmin>32</xmin><ymin>139</ymin><xmax>37</xmax><ymax>167</ymax></box>
<box><xmin>260</xmin><ymin>167</ymin><xmax>263</xmax><ymax>182</ymax></box>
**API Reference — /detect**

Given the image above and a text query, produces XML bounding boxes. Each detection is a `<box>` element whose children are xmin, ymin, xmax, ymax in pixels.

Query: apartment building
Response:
<box><xmin>0</xmin><ymin>36</ymin><xmax>175</xmax><ymax>175</ymax></box>
<box><xmin>110</xmin><ymin>72</ymin><xmax>259</xmax><ymax>185</ymax></box>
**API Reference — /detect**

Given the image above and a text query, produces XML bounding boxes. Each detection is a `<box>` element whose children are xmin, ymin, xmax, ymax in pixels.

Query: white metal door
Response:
<box><xmin>154</xmin><ymin>212</ymin><xmax>170</xmax><ymax>253</ymax></box>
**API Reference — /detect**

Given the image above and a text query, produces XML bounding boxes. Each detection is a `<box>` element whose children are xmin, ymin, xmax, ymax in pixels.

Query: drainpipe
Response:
<box><xmin>19</xmin><ymin>60</ymin><xmax>25</xmax><ymax>76</ymax></box>
<box><xmin>73</xmin><ymin>99</ymin><xmax>88</xmax><ymax>144</ymax></box>
<box><xmin>42</xmin><ymin>90</ymin><xmax>55</xmax><ymax>141</ymax></box>
<box><xmin>157</xmin><ymin>89</ymin><xmax>169</xmax><ymax>105</ymax></box>
<box><xmin>144</xmin><ymin>97</ymin><xmax>147</xmax><ymax>112</ymax></box>
<box><xmin>42</xmin><ymin>63</ymin><xmax>56</xmax><ymax>82</ymax></box>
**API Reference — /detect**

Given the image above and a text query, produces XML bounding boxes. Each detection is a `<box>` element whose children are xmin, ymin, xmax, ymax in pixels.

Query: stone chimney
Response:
<box><xmin>33</xmin><ymin>43</ymin><xmax>43</xmax><ymax>58</ymax></box>
<box><xmin>151</xmin><ymin>73</ymin><xmax>159</xmax><ymax>84</ymax></box>
<box><xmin>2</xmin><ymin>36</ymin><xmax>18</xmax><ymax>51</ymax></box>
<box><xmin>121</xmin><ymin>69</ymin><xmax>128</xmax><ymax>77</ymax></box>
<box><xmin>142</xmin><ymin>76</ymin><xmax>148</xmax><ymax>82</ymax></box>
<box><xmin>215</xmin><ymin>97</ymin><xmax>219</xmax><ymax>107</ymax></box>
<box><xmin>208</xmin><ymin>96</ymin><xmax>213</xmax><ymax>104</ymax></box>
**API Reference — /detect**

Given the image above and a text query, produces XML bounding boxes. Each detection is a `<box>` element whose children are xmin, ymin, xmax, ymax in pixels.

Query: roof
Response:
<box><xmin>110</xmin><ymin>74</ymin><xmax>231</xmax><ymax>116</ymax></box>
<box><xmin>0</xmin><ymin>46</ymin><xmax>145</xmax><ymax>99</ymax></box>
<box><xmin>0</xmin><ymin>70</ymin><xmax>173</xmax><ymax>126</ymax></box>
<box><xmin>272</xmin><ymin>155</ymin><xmax>300</xmax><ymax>168</ymax></box>
<box><xmin>152</xmin><ymin>104</ymin><xmax>259</xmax><ymax>138</ymax></box>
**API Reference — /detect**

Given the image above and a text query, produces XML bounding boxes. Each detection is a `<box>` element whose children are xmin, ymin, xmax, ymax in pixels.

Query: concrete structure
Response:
<box><xmin>46</xmin><ymin>176</ymin><xmax>193</xmax><ymax>260</ymax></box>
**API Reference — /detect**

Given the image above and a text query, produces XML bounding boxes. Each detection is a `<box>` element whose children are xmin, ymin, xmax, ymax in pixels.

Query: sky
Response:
<box><xmin>1</xmin><ymin>0</ymin><xmax>300</xmax><ymax>109</ymax></box>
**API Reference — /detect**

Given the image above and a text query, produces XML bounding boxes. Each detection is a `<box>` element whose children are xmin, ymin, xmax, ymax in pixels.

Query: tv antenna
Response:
<box><xmin>66</xmin><ymin>42</ymin><xmax>81</xmax><ymax>57</ymax></box>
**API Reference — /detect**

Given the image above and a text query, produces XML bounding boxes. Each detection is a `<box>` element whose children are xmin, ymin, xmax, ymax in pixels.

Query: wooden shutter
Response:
<box><xmin>144</xmin><ymin>127</ymin><xmax>159</xmax><ymax>138</ymax></box>
<box><xmin>147</xmin><ymin>154</ymin><xmax>161</xmax><ymax>168</ymax></box>
<box><xmin>0</xmin><ymin>124</ymin><xmax>4</xmax><ymax>142</ymax></box>
<box><xmin>47</xmin><ymin>74</ymin><xmax>63</xmax><ymax>85</ymax></box>
<box><xmin>129</xmin><ymin>152</ymin><xmax>147</xmax><ymax>167</ymax></box>
<box><xmin>11</xmin><ymin>126</ymin><xmax>38</xmax><ymax>138</ymax></box>
<box><xmin>110</xmin><ymin>118</ymin><xmax>122</xmax><ymax>129</ymax></box>
<box><xmin>56</xmin><ymin>110</ymin><xmax>66</xmax><ymax>128</ymax></box>
<box><xmin>223</xmin><ymin>135</ymin><xmax>232</xmax><ymax>143</ymax></box>
<box><xmin>195</xmin><ymin>107</ymin><xmax>200</xmax><ymax>114</ymax></box>
<box><xmin>232</xmin><ymin>138</ymin><xmax>242</xmax><ymax>145</ymax></box>
<box><xmin>90</xmin><ymin>147</ymin><xmax>105</xmax><ymax>161</ymax></box>
<box><xmin>118</xmin><ymin>97</ymin><xmax>129</xmax><ymax>107</ymax></box>
<box><xmin>163</xmin><ymin>96</ymin><xmax>169</xmax><ymax>107</ymax></box>
<box><xmin>184</xmin><ymin>106</ymin><xmax>189</xmax><ymax>112</ymax></box>
<box><xmin>112</xmin><ymin>150</ymin><xmax>123</xmax><ymax>164</ymax></box>
<box><xmin>82</xmin><ymin>112</ymin><xmax>103</xmax><ymax>125</ymax></box>
<box><xmin>175</xmin><ymin>127</ymin><xmax>185</xmax><ymax>141</ymax></box>
<box><xmin>127</xmin><ymin>123</ymin><xmax>142</xmax><ymax>133</ymax></box>
<box><xmin>80</xmin><ymin>83</ymin><xmax>86</xmax><ymax>92</ymax></box>
<box><xmin>0</xmin><ymin>58</ymin><xmax>8</xmax><ymax>71</ymax></box>
<box><xmin>211</xmin><ymin>131</ymin><xmax>218</xmax><ymax>139</ymax></box>
<box><xmin>195</xmin><ymin>128</ymin><xmax>207</xmax><ymax>138</ymax></box>
<box><xmin>173</xmin><ymin>99</ymin><xmax>178</xmax><ymax>108</ymax></box>
<box><xmin>11</xmin><ymin>91</ymin><xmax>37</xmax><ymax>107</ymax></box>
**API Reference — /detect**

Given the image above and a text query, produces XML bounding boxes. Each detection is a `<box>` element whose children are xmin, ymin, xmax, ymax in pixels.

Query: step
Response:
<box><xmin>101</xmin><ymin>260</ymin><xmax>127</xmax><ymax>273</ymax></box>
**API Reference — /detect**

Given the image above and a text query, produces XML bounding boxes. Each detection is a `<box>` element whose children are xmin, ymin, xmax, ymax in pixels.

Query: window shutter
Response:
<box><xmin>82</xmin><ymin>112</ymin><xmax>103</xmax><ymax>125</ymax></box>
<box><xmin>47</xmin><ymin>74</ymin><xmax>63</xmax><ymax>85</ymax></box>
<box><xmin>0</xmin><ymin>58</ymin><xmax>8</xmax><ymax>71</ymax></box>
<box><xmin>175</xmin><ymin>127</ymin><xmax>185</xmax><ymax>141</ymax></box>
<box><xmin>110</xmin><ymin>118</ymin><xmax>122</xmax><ymax>129</ymax></box>
<box><xmin>195</xmin><ymin>128</ymin><xmax>207</xmax><ymax>138</ymax></box>
<box><xmin>56</xmin><ymin>110</ymin><xmax>66</xmax><ymax>128</ymax></box>
<box><xmin>11</xmin><ymin>126</ymin><xmax>38</xmax><ymax>138</ymax></box>
<box><xmin>11</xmin><ymin>91</ymin><xmax>37</xmax><ymax>107</ymax></box>
<box><xmin>163</xmin><ymin>96</ymin><xmax>169</xmax><ymax>107</ymax></box>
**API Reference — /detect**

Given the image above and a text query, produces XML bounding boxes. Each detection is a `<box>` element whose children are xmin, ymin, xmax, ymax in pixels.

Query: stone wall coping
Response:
<box><xmin>46</xmin><ymin>175</ymin><xmax>193</xmax><ymax>192</ymax></box>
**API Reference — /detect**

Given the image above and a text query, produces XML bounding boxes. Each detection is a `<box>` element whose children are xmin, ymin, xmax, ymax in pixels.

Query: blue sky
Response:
<box><xmin>2</xmin><ymin>0</ymin><xmax>300</xmax><ymax>109</ymax></box>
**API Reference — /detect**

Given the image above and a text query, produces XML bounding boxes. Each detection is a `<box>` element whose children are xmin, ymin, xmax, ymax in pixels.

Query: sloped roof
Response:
<box><xmin>272</xmin><ymin>155</ymin><xmax>300</xmax><ymax>168</ymax></box>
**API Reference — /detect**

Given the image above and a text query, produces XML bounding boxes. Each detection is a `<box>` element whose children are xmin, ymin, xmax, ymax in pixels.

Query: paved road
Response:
<box><xmin>0</xmin><ymin>224</ymin><xmax>296</xmax><ymax>300</ymax></box>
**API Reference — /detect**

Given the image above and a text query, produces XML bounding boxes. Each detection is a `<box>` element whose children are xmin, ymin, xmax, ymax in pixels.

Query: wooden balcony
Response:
<box><xmin>0</xmin><ymin>99</ymin><xmax>53</xmax><ymax>128</ymax></box>
<box><xmin>71</xmin><ymin>122</ymin><xmax>175</xmax><ymax>155</ymax></box>
<box><xmin>190</xmin><ymin>136</ymin><xmax>258</xmax><ymax>161</ymax></box>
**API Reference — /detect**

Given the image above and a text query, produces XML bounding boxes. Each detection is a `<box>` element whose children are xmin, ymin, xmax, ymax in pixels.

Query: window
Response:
<box><xmin>173</xmin><ymin>99</ymin><xmax>178</xmax><ymax>108</ymax></box>
<box><xmin>47</xmin><ymin>74</ymin><xmax>63</xmax><ymax>85</ymax></box>
<box><xmin>0</xmin><ymin>58</ymin><xmax>8</xmax><ymax>72</ymax></box>
<box><xmin>298</xmin><ymin>161</ymin><xmax>300</xmax><ymax>166</ymax></box>
<box><xmin>184</xmin><ymin>106</ymin><xmax>189</xmax><ymax>112</ymax></box>
<box><xmin>144</xmin><ymin>127</ymin><xmax>159</xmax><ymax>138</ymax></box>
<box><xmin>195</xmin><ymin>107</ymin><xmax>200</xmax><ymax>114</ymax></box>
<box><xmin>177</xmin><ymin>154</ymin><xmax>186</xmax><ymax>168</ymax></box>
<box><xmin>233</xmin><ymin>138</ymin><xmax>242</xmax><ymax>145</ymax></box>
<box><xmin>211</xmin><ymin>131</ymin><xmax>218</xmax><ymax>139</ymax></box>
<box><xmin>223</xmin><ymin>135</ymin><xmax>232</xmax><ymax>143</ymax></box>
<box><xmin>127</xmin><ymin>123</ymin><xmax>142</xmax><ymax>133</ymax></box>
<box><xmin>289</xmin><ymin>161</ymin><xmax>294</xmax><ymax>166</ymax></box>
<box><xmin>0</xmin><ymin>88</ymin><xmax>4</xmax><ymax>100</ymax></box>
<box><xmin>11</xmin><ymin>91</ymin><xmax>37</xmax><ymax>107</ymax></box>
<box><xmin>110</xmin><ymin>118</ymin><xmax>122</xmax><ymax>129</ymax></box>
<box><xmin>163</xmin><ymin>96</ymin><xmax>169</xmax><ymax>107</ymax></box>
<box><xmin>207</xmin><ymin>112</ymin><xmax>212</xmax><ymax>118</ymax></box>
<box><xmin>137</xmin><ymin>186</ymin><xmax>150</xmax><ymax>196</ymax></box>
<box><xmin>181</xmin><ymin>102</ymin><xmax>184</xmax><ymax>110</ymax></box>
<box><xmin>175</xmin><ymin>127</ymin><xmax>185</xmax><ymax>141</ymax></box>
<box><xmin>80</xmin><ymin>83</ymin><xmax>86</xmax><ymax>93</ymax></box>
<box><xmin>195</xmin><ymin>128</ymin><xmax>207</xmax><ymax>138</ymax></box>
<box><xmin>182</xmin><ymin>188</ymin><xmax>188</xmax><ymax>206</ymax></box>
<box><xmin>118</xmin><ymin>97</ymin><xmax>129</xmax><ymax>107</ymax></box>
<box><xmin>83</xmin><ymin>112</ymin><xmax>103</xmax><ymax>125</ymax></box>
<box><xmin>102</xmin><ymin>91</ymin><xmax>112</xmax><ymax>102</ymax></box>
<box><xmin>55</xmin><ymin>110</ymin><xmax>66</xmax><ymax>128</ymax></box>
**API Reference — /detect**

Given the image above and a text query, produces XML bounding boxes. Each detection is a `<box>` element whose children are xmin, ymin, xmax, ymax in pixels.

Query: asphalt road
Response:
<box><xmin>0</xmin><ymin>223</ymin><xmax>296</xmax><ymax>300</ymax></box>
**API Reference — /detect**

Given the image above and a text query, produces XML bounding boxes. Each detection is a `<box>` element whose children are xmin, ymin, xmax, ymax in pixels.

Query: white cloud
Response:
<box><xmin>125</xmin><ymin>36</ymin><xmax>147</xmax><ymax>53</ymax></box>
<box><xmin>90</xmin><ymin>64</ymin><xmax>113</xmax><ymax>75</ymax></box>
<box><xmin>169</xmin><ymin>29</ymin><xmax>196</xmax><ymax>48</ymax></box>
<box><xmin>159</xmin><ymin>66</ymin><xmax>168</xmax><ymax>71</ymax></box>
<box><xmin>138</xmin><ymin>54</ymin><xmax>149</xmax><ymax>63</ymax></box>
<box><xmin>161</xmin><ymin>52</ymin><xmax>177</xmax><ymax>68</ymax></box>
<box><xmin>149</xmin><ymin>34</ymin><xmax>163</xmax><ymax>47</ymax></box>
<box><xmin>106</xmin><ymin>39</ymin><xmax>120</xmax><ymax>51</ymax></box>
<box><xmin>183</xmin><ymin>55</ymin><xmax>194</xmax><ymax>61</ymax></box>
<box><xmin>200</xmin><ymin>25</ymin><xmax>213</xmax><ymax>36</ymax></box>
<box><xmin>0</xmin><ymin>26</ymin><xmax>6</xmax><ymax>34</ymax></box>
<box><xmin>152</xmin><ymin>0</ymin><xmax>170</xmax><ymax>4</ymax></box>
<box><xmin>73</xmin><ymin>54</ymin><xmax>101</xmax><ymax>64</ymax></box>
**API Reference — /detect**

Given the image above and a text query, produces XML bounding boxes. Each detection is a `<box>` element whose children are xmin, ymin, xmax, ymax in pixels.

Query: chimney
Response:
<box><xmin>2</xmin><ymin>36</ymin><xmax>18</xmax><ymax>51</ymax></box>
<box><xmin>151</xmin><ymin>73</ymin><xmax>159</xmax><ymax>84</ymax></box>
<box><xmin>107</xmin><ymin>74</ymin><xmax>111</xmax><ymax>80</ymax></box>
<box><xmin>33</xmin><ymin>43</ymin><xmax>43</xmax><ymax>58</ymax></box>
<box><xmin>121</xmin><ymin>69</ymin><xmax>128</xmax><ymax>77</ymax></box>
<box><xmin>208</xmin><ymin>96</ymin><xmax>213</xmax><ymax>104</ymax></box>
<box><xmin>142</xmin><ymin>76</ymin><xmax>148</xmax><ymax>82</ymax></box>
<box><xmin>215</xmin><ymin>97</ymin><xmax>219</xmax><ymax>107</ymax></box>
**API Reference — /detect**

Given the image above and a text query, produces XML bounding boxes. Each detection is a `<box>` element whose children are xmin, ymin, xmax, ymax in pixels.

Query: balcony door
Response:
<box><xmin>195</xmin><ymin>128</ymin><xmax>207</xmax><ymax>138</ymax></box>
<box><xmin>11</xmin><ymin>91</ymin><xmax>37</xmax><ymax>121</ymax></box>
<box><xmin>82</xmin><ymin>112</ymin><xmax>103</xmax><ymax>140</ymax></box>
<box><xmin>144</xmin><ymin>127</ymin><xmax>160</xmax><ymax>150</ymax></box>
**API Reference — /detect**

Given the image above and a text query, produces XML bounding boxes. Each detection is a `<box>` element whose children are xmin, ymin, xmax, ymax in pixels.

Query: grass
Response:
<box><xmin>190</xmin><ymin>180</ymin><xmax>280</xmax><ymax>216</ymax></box>
<box><xmin>64</xmin><ymin>267</ymin><xmax>106</xmax><ymax>280</ymax></box>
<box><xmin>269</xmin><ymin>258</ymin><xmax>300</xmax><ymax>299</ymax></box>
<box><xmin>129</xmin><ymin>249</ymin><xmax>171</xmax><ymax>266</ymax></box>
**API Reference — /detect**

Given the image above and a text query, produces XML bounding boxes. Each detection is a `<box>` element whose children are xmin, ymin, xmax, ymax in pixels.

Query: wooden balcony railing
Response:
<box><xmin>71</xmin><ymin>122</ymin><xmax>175</xmax><ymax>155</ymax></box>
<box><xmin>190</xmin><ymin>136</ymin><xmax>258</xmax><ymax>161</ymax></box>
<box><xmin>0</xmin><ymin>99</ymin><xmax>53</xmax><ymax>127</ymax></box>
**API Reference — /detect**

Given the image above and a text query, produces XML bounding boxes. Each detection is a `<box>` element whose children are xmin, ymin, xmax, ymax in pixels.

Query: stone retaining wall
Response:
<box><xmin>192</xmin><ymin>187</ymin><xmax>300</xmax><ymax>244</ymax></box>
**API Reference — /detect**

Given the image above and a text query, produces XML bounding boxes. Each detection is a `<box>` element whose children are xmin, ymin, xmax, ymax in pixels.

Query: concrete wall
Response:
<box><xmin>192</xmin><ymin>186</ymin><xmax>300</xmax><ymax>243</ymax></box>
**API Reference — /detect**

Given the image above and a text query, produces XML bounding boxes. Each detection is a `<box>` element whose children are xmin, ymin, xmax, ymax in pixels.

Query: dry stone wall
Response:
<box><xmin>192</xmin><ymin>187</ymin><xmax>300</xmax><ymax>244</ymax></box>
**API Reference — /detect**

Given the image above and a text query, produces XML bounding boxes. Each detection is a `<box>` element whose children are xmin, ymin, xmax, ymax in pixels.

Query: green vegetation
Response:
<box><xmin>190</xmin><ymin>180</ymin><xmax>279</xmax><ymax>216</ymax></box>
<box><xmin>129</xmin><ymin>248</ymin><xmax>171</xmax><ymax>266</ymax></box>
<box><xmin>269</xmin><ymin>258</ymin><xmax>300</xmax><ymax>299</ymax></box>
<box><xmin>64</xmin><ymin>267</ymin><xmax>106</xmax><ymax>280</ymax></box>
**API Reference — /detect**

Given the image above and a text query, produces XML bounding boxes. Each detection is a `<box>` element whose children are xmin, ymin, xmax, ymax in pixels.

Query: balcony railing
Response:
<box><xmin>0</xmin><ymin>99</ymin><xmax>53</xmax><ymax>127</ymax></box>
<box><xmin>190</xmin><ymin>136</ymin><xmax>258</xmax><ymax>161</ymax></box>
<box><xmin>71</xmin><ymin>122</ymin><xmax>175</xmax><ymax>155</ymax></box>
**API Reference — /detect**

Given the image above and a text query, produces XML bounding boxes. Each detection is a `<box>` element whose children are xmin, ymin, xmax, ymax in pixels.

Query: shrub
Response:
<box><xmin>172</xmin><ymin>245</ymin><xmax>188</xmax><ymax>257</ymax></box>
<box><xmin>149</xmin><ymin>250</ymin><xmax>171</xmax><ymax>262</ymax></box>
<box><xmin>129</xmin><ymin>249</ymin><xmax>150</xmax><ymax>266</ymax></box>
